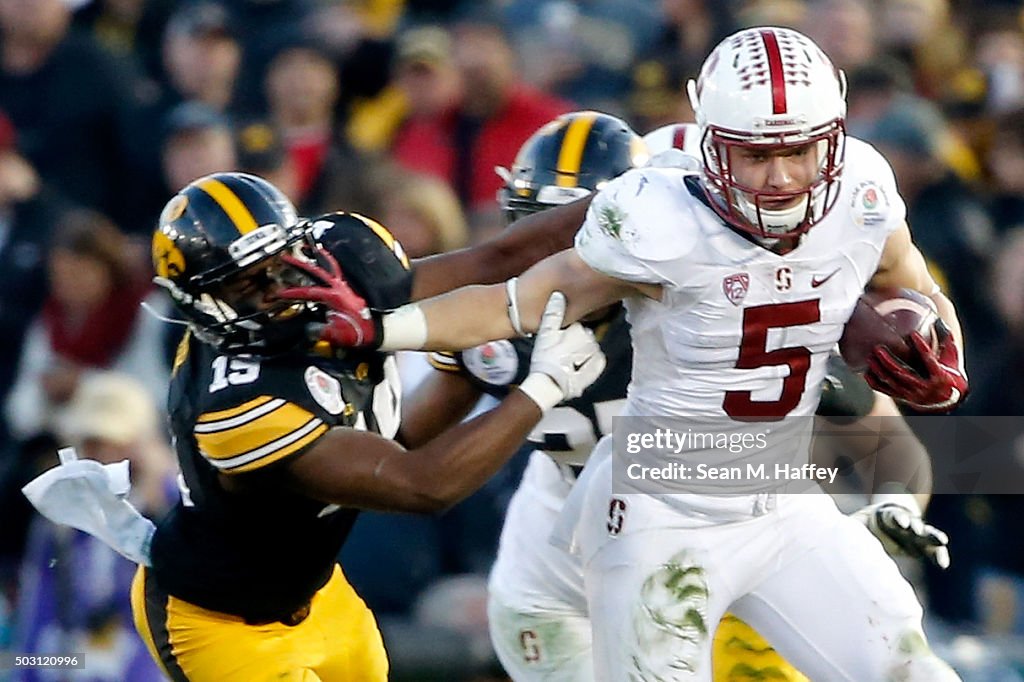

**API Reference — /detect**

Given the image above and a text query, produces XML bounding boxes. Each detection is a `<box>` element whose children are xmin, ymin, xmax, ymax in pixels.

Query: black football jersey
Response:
<box><xmin>430</xmin><ymin>307</ymin><xmax>634</xmax><ymax>467</ymax></box>
<box><xmin>148</xmin><ymin>213</ymin><xmax>410</xmax><ymax>621</ymax></box>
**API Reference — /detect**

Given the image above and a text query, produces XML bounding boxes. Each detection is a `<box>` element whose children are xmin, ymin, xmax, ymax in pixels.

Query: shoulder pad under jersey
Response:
<box><xmin>574</xmin><ymin>167</ymin><xmax>700</xmax><ymax>286</ymax></box>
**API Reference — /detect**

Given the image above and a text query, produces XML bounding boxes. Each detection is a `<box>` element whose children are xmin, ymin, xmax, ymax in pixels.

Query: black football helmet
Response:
<box><xmin>152</xmin><ymin>172</ymin><xmax>319</xmax><ymax>355</ymax></box>
<box><xmin>497</xmin><ymin>111</ymin><xmax>648</xmax><ymax>224</ymax></box>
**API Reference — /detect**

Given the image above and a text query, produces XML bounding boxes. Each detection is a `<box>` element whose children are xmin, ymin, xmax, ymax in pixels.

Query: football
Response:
<box><xmin>839</xmin><ymin>288</ymin><xmax>939</xmax><ymax>373</ymax></box>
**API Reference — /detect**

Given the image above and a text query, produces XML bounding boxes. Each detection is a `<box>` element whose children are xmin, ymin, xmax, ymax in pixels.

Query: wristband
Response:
<box><xmin>518</xmin><ymin>373</ymin><xmax>564</xmax><ymax>412</ymax></box>
<box><xmin>506</xmin><ymin>278</ymin><xmax>528</xmax><ymax>337</ymax></box>
<box><xmin>380</xmin><ymin>304</ymin><xmax>429</xmax><ymax>351</ymax></box>
<box><xmin>870</xmin><ymin>484</ymin><xmax>922</xmax><ymax>517</ymax></box>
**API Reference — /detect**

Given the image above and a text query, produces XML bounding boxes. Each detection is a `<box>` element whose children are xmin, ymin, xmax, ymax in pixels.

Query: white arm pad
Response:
<box><xmin>518</xmin><ymin>373</ymin><xmax>565</xmax><ymax>412</ymax></box>
<box><xmin>380</xmin><ymin>304</ymin><xmax>429</xmax><ymax>351</ymax></box>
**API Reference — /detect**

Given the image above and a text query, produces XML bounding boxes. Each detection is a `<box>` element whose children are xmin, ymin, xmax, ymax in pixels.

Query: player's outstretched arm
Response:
<box><xmin>283</xmin><ymin>294</ymin><xmax>606</xmax><ymax>513</ymax></box>
<box><xmin>409</xmin><ymin>197</ymin><xmax>591</xmax><ymax>301</ymax></box>
<box><xmin>381</xmin><ymin>248</ymin><xmax>645</xmax><ymax>353</ymax></box>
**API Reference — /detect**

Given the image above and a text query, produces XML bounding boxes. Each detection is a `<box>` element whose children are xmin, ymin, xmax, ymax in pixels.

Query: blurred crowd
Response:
<box><xmin>0</xmin><ymin>0</ymin><xmax>1023</xmax><ymax>679</ymax></box>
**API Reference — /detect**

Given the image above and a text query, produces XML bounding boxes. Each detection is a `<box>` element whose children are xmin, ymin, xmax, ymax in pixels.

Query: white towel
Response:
<box><xmin>21</xmin><ymin>448</ymin><xmax>156</xmax><ymax>566</ymax></box>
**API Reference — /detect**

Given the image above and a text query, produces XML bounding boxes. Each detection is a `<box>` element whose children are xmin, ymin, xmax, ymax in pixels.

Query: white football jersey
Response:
<box><xmin>574</xmin><ymin>137</ymin><xmax>905</xmax><ymax>422</ymax></box>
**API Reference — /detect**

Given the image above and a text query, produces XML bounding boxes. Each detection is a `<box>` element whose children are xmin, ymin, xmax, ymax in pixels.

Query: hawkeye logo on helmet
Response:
<box><xmin>153</xmin><ymin>231</ymin><xmax>186</xmax><ymax>279</ymax></box>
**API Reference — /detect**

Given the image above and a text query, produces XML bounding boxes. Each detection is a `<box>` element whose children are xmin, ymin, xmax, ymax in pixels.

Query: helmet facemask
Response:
<box><xmin>164</xmin><ymin>230</ymin><xmax>326</xmax><ymax>355</ymax></box>
<box><xmin>497</xmin><ymin>166</ymin><xmax>592</xmax><ymax>224</ymax></box>
<box><xmin>700</xmin><ymin>122</ymin><xmax>845</xmax><ymax>240</ymax></box>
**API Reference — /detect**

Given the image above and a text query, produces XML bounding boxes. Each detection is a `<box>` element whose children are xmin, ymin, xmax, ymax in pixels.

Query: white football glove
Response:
<box><xmin>518</xmin><ymin>292</ymin><xmax>607</xmax><ymax>411</ymax></box>
<box><xmin>852</xmin><ymin>494</ymin><xmax>950</xmax><ymax>569</ymax></box>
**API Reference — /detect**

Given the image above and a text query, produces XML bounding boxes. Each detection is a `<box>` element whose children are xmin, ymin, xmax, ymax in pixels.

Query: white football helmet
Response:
<box><xmin>642</xmin><ymin>123</ymin><xmax>702</xmax><ymax>170</ymax></box>
<box><xmin>687</xmin><ymin>27</ymin><xmax>847</xmax><ymax>239</ymax></box>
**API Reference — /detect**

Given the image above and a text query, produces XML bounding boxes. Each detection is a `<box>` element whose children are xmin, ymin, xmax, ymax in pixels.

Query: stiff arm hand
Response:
<box><xmin>517</xmin><ymin>291</ymin><xmax>606</xmax><ymax>411</ymax></box>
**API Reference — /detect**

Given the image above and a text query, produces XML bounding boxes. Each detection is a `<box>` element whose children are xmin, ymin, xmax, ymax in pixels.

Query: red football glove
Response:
<box><xmin>276</xmin><ymin>247</ymin><xmax>380</xmax><ymax>348</ymax></box>
<box><xmin>864</xmin><ymin>319</ymin><xmax>968</xmax><ymax>413</ymax></box>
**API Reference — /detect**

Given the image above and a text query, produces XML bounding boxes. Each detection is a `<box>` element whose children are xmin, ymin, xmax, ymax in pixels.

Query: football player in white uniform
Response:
<box><xmin>284</xmin><ymin>27</ymin><xmax>966</xmax><ymax>681</ymax></box>
<box><xmin>645</xmin><ymin>122</ymin><xmax>952</xmax><ymax>681</ymax></box>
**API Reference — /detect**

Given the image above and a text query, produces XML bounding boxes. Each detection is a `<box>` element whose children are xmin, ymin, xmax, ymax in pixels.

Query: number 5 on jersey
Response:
<box><xmin>724</xmin><ymin>300</ymin><xmax>820</xmax><ymax>420</ymax></box>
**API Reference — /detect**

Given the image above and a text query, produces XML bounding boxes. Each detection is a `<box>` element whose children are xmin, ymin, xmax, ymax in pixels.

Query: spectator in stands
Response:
<box><xmin>379</xmin><ymin>166</ymin><xmax>470</xmax><ymax>389</ymax></box>
<box><xmin>72</xmin><ymin>0</ymin><xmax>176</xmax><ymax>85</ymax></box>
<box><xmin>987</xmin><ymin>107</ymin><xmax>1024</xmax><ymax>236</ymax></box>
<box><xmin>380</xmin><ymin>168</ymin><xmax>468</xmax><ymax>260</ymax></box>
<box><xmin>161</xmin><ymin>3</ymin><xmax>241</xmax><ymax>115</ymax></box>
<box><xmin>390</xmin><ymin>15</ymin><xmax>570</xmax><ymax>237</ymax></box>
<box><xmin>260</xmin><ymin>30</ymin><xmax>388</xmax><ymax>217</ymax></box>
<box><xmin>215</xmin><ymin>0</ymin><xmax>316</xmax><ymax>117</ymax></box>
<box><xmin>634</xmin><ymin>0</ymin><xmax>736</xmax><ymax>88</ymax></box>
<box><xmin>160</xmin><ymin>101</ymin><xmax>237</xmax><ymax>196</ymax></box>
<box><xmin>235</xmin><ymin>118</ymin><xmax>299</xmax><ymax>204</ymax></box>
<box><xmin>4</xmin><ymin>211</ymin><xmax>169</xmax><ymax>444</ymax></box>
<box><xmin>627</xmin><ymin>58</ymin><xmax>693</xmax><ymax>134</ymax></box>
<box><xmin>930</xmin><ymin>230</ymin><xmax>1024</xmax><ymax>633</ymax></box>
<box><xmin>803</xmin><ymin>0</ymin><xmax>877</xmax><ymax>72</ymax></box>
<box><xmin>263</xmin><ymin>34</ymin><xmax>340</xmax><ymax>207</ymax></box>
<box><xmin>501</xmin><ymin>0</ymin><xmax>661</xmax><ymax>112</ymax></box>
<box><xmin>0</xmin><ymin>113</ymin><xmax>72</xmax><ymax>590</ymax></box>
<box><xmin>877</xmin><ymin>0</ymin><xmax>968</xmax><ymax>99</ymax></box>
<box><xmin>0</xmin><ymin>0</ymin><xmax>150</xmax><ymax>232</ymax></box>
<box><xmin>0</xmin><ymin>112</ymin><xmax>70</xmax><ymax>445</ymax></box>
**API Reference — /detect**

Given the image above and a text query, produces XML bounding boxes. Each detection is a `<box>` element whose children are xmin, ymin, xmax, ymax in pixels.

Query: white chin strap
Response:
<box><xmin>736</xmin><ymin>193</ymin><xmax>809</xmax><ymax>236</ymax></box>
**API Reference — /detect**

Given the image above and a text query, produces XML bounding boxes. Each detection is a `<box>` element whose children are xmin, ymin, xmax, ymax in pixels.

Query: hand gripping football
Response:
<box><xmin>839</xmin><ymin>288</ymin><xmax>939</xmax><ymax>374</ymax></box>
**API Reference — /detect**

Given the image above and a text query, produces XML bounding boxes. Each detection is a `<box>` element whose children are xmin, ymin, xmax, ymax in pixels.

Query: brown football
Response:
<box><xmin>839</xmin><ymin>288</ymin><xmax>939</xmax><ymax>373</ymax></box>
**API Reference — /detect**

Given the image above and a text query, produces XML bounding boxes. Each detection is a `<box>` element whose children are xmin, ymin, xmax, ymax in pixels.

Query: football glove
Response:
<box><xmin>853</xmin><ymin>498</ymin><xmax>950</xmax><ymax>569</ymax></box>
<box><xmin>518</xmin><ymin>292</ymin><xmax>606</xmax><ymax>411</ymax></box>
<box><xmin>864</xmin><ymin>319</ymin><xmax>968</xmax><ymax>413</ymax></box>
<box><xmin>277</xmin><ymin>247</ymin><xmax>382</xmax><ymax>348</ymax></box>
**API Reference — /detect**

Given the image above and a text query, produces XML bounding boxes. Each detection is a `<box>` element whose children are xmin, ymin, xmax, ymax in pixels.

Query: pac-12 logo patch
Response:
<box><xmin>723</xmin><ymin>273</ymin><xmax>750</xmax><ymax>306</ymax></box>
<box><xmin>463</xmin><ymin>340</ymin><xmax>519</xmax><ymax>386</ymax></box>
<box><xmin>305</xmin><ymin>366</ymin><xmax>344</xmax><ymax>415</ymax></box>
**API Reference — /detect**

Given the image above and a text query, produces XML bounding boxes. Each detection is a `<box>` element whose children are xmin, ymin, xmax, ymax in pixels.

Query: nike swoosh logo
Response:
<box><xmin>811</xmin><ymin>269</ymin><xmax>841</xmax><ymax>288</ymax></box>
<box><xmin>572</xmin><ymin>359</ymin><xmax>588</xmax><ymax>371</ymax></box>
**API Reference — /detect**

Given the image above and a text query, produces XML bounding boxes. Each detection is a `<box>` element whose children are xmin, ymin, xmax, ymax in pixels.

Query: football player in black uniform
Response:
<box><xmin>133</xmin><ymin>172</ymin><xmax>607</xmax><ymax>680</ymax></box>
<box><xmin>397</xmin><ymin>114</ymin><xmax>947</xmax><ymax>682</ymax></box>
